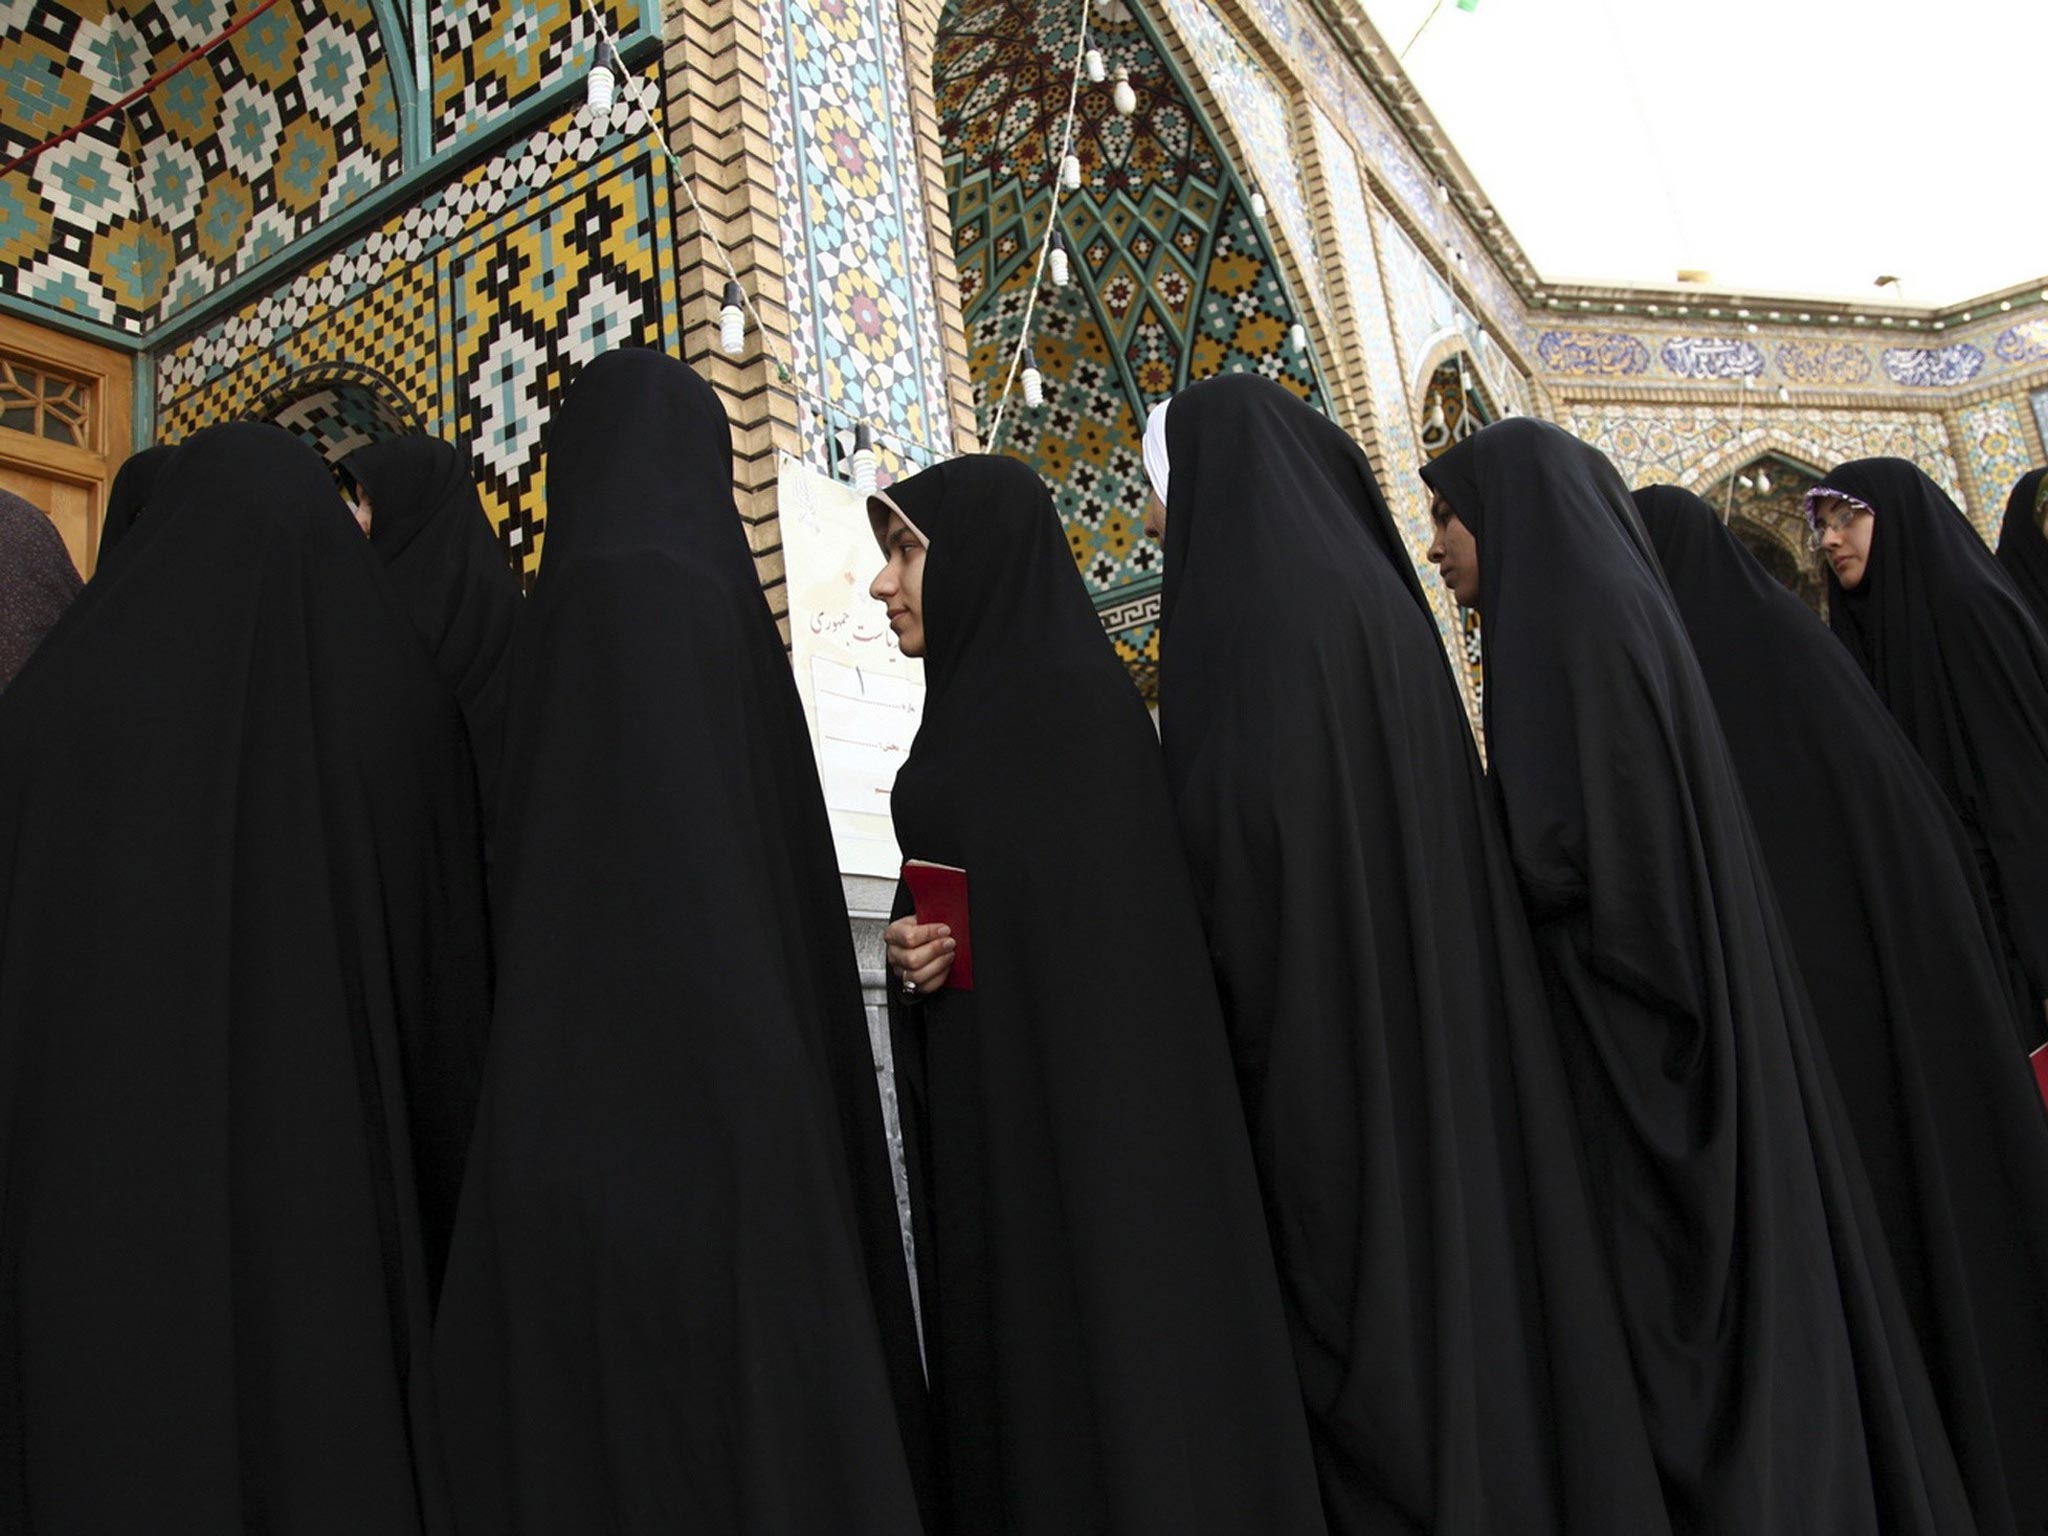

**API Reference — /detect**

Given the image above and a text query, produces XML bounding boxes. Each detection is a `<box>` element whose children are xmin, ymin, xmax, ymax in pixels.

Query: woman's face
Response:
<box><xmin>868</xmin><ymin>511</ymin><xmax>928</xmax><ymax>656</ymax></box>
<box><xmin>1813</xmin><ymin>495</ymin><xmax>1875</xmax><ymax>589</ymax></box>
<box><xmin>1426</xmin><ymin>492</ymin><xmax>1481</xmax><ymax>608</ymax></box>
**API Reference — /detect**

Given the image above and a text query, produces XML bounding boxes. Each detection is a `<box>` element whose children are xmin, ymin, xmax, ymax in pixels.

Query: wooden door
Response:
<box><xmin>0</xmin><ymin>313</ymin><xmax>133</xmax><ymax>581</ymax></box>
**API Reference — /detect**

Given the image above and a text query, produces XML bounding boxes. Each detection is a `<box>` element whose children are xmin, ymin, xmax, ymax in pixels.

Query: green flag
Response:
<box><xmin>1456</xmin><ymin>0</ymin><xmax>1478</xmax><ymax>10</ymax></box>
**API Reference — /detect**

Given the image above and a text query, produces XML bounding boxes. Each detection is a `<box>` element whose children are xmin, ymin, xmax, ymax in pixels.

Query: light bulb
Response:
<box><xmin>586</xmin><ymin>59</ymin><xmax>616</xmax><ymax>117</ymax></box>
<box><xmin>1112</xmin><ymin>64</ymin><xmax>1136</xmax><ymax>115</ymax></box>
<box><xmin>1049</xmin><ymin>235</ymin><xmax>1069</xmax><ymax>288</ymax></box>
<box><xmin>1755</xmin><ymin>467</ymin><xmax>1773</xmax><ymax>494</ymax></box>
<box><xmin>1085</xmin><ymin>47</ymin><xmax>1105</xmax><ymax>82</ymax></box>
<box><xmin>849</xmin><ymin>424</ymin><xmax>877</xmax><ymax>497</ymax></box>
<box><xmin>1737</xmin><ymin>475</ymin><xmax>1754</xmax><ymax>491</ymax></box>
<box><xmin>1248</xmin><ymin>188</ymin><xmax>1266</xmax><ymax>219</ymax></box>
<box><xmin>1289</xmin><ymin>321</ymin><xmax>1307</xmax><ymax>354</ymax></box>
<box><xmin>1776</xmin><ymin>385</ymin><xmax>1790</xmax><ymax>403</ymax></box>
<box><xmin>1021</xmin><ymin>363</ymin><xmax>1044</xmax><ymax>408</ymax></box>
<box><xmin>1060</xmin><ymin>153</ymin><xmax>1081</xmax><ymax>191</ymax></box>
<box><xmin>719</xmin><ymin>279</ymin><xmax>745</xmax><ymax>355</ymax></box>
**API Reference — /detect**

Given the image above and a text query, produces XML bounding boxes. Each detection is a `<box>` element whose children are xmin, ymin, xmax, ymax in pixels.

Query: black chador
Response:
<box><xmin>430</xmin><ymin>350</ymin><xmax>925</xmax><ymax>1532</ymax></box>
<box><xmin>1819</xmin><ymin>456</ymin><xmax>2048</xmax><ymax>1034</ymax></box>
<box><xmin>1158</xmin><ymin>376</ymin><xmax>1667</xmax><ymax>1535</ymax></box>
<box><xmin>878</xmin><ymin>453</ymin><xmax>1326</xmax><ymax>1535</ymax></box>
<box><xmin>0</xmin><ymin>423</ymin><xmax>491</xmax><ymax>1532</ymax></box>
<box><xmin>1422</xmin><ymin>420</ymin><xmax>1978</xmax><ymax>1533</ymax></box>
<box><xmin>1640</xmin><ymin>482</ymin><xmax>2048</xmax><ymax>1534</ymax></box>
<box><xmin>340</xmin><ymin>436</ymin><xmax>522</xmax><ymax>828</ymax></box>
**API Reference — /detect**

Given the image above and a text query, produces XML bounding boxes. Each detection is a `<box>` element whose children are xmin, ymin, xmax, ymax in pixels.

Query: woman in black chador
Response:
<box><xmin>1639</xmin><ymin>482</ymin><xmax>2048</xmax><ymax>1534</ymax></box>
<box><xmin>870</xmin><ymin>452</ymin><xmax>1326</xmax><ymax>1536</ymax></box>
<box><xmin>339</xmin><ymin>436</ymin><xmax>522</xmax><ymax>827</ymax></box>
<box><xmin>0</xmin><ymin>423</ymin><xmax>491</xmax><ymax>1532</ymax></box>
<box><xmin>1995</xmin><ymin>467</ymin><xmax>2048</xmax><ymax>631</ymax></box>
<box><xmin>1814</xmin><ymin>457</ymin><xmax>2048</xmax><ymax>1036</ymax></box>
<box><xmin>1421</xmin><ymin>418</ymin><xmax>1978</xmax><ymax>1533</ymax></box>
<box><xmin>431</xmin><ymin>349</ymin><xmax>925</xmax><ymax>1533</ymax></box>
<box><xmin>1149</xmin><ymin>374</ymin><xmax>1666</xmax><ymax>1535</ymax></box>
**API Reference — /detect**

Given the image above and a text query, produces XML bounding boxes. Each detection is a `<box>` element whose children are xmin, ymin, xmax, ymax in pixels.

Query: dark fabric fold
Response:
<box><xmin>1640</xmin><ymin>482</ymin><xmax>2048</xmax><ymax>1534</ymax></box>
<box><xmin>0</xmin><ymin>422</ymin><xmax>488</xmax><ymax>1532</ymax></box>
<box><xmin>95</xmin><ymin>444</ymin><xmax>174</xmax><ymax>567</ymax></box>
<box><xmin>430</xmin><ymin>349</ymin><xmax>925</xmax><ymax>1533</ymax></box>
<box><xmin>1995</xmin><ymin>468</ymin><xmax>2048</xmax><ymax>631</ymax></box>
<box><xmin>1421</xmin><ymin>418</ymin><xmax>1977</xmax><ymax>1534</ymax></box>
<box><xmin>879</xmin><ymin>452</ymin><xmax>1326</xmax><ymax>1536</ymax></box>
<box><xmin>1158</xmin><ymin>375</ymin><xmax>1667</xmax><ymax>1535</ymax></box>
<box><xmin>341</xmin><ymin>437</ymin><xmax>522</xmax><ymax>830</ymax></box>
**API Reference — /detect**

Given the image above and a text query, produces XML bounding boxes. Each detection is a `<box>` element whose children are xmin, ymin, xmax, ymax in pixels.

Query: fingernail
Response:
<box><xmin>937</xmin><ymin>926</ymin><xmax>951</xmax><ymax>937</ymax></box>
<box><xmin>943</xmin><ymin>939</ymin><xmax>956</xmax><ymax>951</ymax></box>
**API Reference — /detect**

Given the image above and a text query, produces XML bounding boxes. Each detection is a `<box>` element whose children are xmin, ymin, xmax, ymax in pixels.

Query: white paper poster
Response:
<box><xmin>778</xmin><ymin>453</ymin><xmax>926</xmax><ymax>878</ymax></box>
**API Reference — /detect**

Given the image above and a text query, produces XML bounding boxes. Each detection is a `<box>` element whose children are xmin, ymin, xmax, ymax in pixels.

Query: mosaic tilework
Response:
<box><xmin>1296</xmin><ymin>14</ymin><xmax>1529</xmax><ymax>361</ymax></box>
<box><xmin>0</xmin><ymin>0</ymin><xmax>401</xmax><ymax>332</ymax></box>
<box><xmin>429</xmin><ymin>0</ymin><xmax>644</xmax><ymax>153</ymax></box>
<box><xmin>156</xmin><ymin>87</ymin><xmax>676</xmax><ymax>580</ymax></box>
<box><xmin>1530</xmin><ymin>312</ymin><xmax>2048</xmax><ymax>393</ymax></box>
<box><xmin>1883</xmin><ymin>343</ymin><xmax>1984</xmax><ymax>388</ymax></box>
<box><xmin>2035</xmin><ymin>390</ymin><xmax>2048</xmax><ymax>462</ymax></box>
<box><xmin>1534</xmin><ymin>330</ymin><xmax>1653</xmax><ymax>378</ymax></box>
<box><xmin>1660</xmin><ymin>336</ymin><xmax>1764</xmax><ymax>381</ymax></box>
<box><xmin>1153</xmin><ymin>0</ymin><xmax>1328</xmax><ymax>328</ymax></box>
<box><xmin>1776</xmin><ymin>339</ymin><xmax>1874</xmax><ymax>387</ymax></box>
<box><xmin>761</xmin><ymin>0</ymin><xmax>956</xmax><ymax>482</ymax></box>
<box><xmin>1997</xmin><ymin>320</ymin><xmax>2048</xmax><ymax>368</ymax></box>
<box><xmin>1565</xmin><ymin>402</ymin><xmax>1965</xmax><ymax>519</ymax></box>
<box><xmin>264</xmin><ymin>370</ymin><xmax>423</xmax><ymax>461</ymax></box>
<box><xmin>935</xmin><ymin>0</ymin><xmax>1329</xmax><ymax>695</ymax></box>
<box><xmin>1956</xmin><ymin>397</ymin><xmax>2036</xmax><ymax>538</ymax></box>
<box><xmin>443</xmin><ymin>156</ymin><xmax>672</xmax><ymax>558</ymax></box>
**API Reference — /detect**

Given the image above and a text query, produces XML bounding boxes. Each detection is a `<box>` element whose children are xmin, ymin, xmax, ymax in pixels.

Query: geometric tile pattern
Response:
<box><xmin>1998</xmin><ymin>319</ymin><xmax>2048</xmax><ymax>368</ymax></box>
<box><xmin>2036</xmin><ymin>390</ymin><xmax>2048</xmax><ymax>465</ymax></box>
<box><xmin>155</xmin><ymin>88</ymin><xmax>677</xmax><ymax>583</ymax></box>
<box><xmin>443</xmin><ymin>153</ymin><xmax>672</xmax><ymax>567</ymax></box>
<box><xmin>0</xmin><ymin>0</ymin><xmax>400</xmax><ymax>332</ymax></box>
<box><xmin>1533</xmin><ymin>313</ymin><xmax>2048</xmax><ymax>394</ymax></box>
<box><xmin>935</xmin><ymin>0</ymin><xmax>1330</xmax><ymax>696</ymax></box>
<box><xmin>760</xmin><ymin>0</ymin><xmax>957</xmax><ymax>481</ymax></box>
<box><xmin>1565</xmin><ymin>400</ymin><xmax>1966</xmax><ymax>524</ymax></box>
<box><xmin>1154</xmin><ymin>0</ymin><xmax>1328</xmax><ymax>328</ymax></box>
<box><xmin>262</xmin><ymin>368</ymin><xmax>423</xmax><ymax>462</ymax></box>
<box><xmin>430</xmin><ymin>0</ymin><xmax>644</xmax><ymax>153</ymax></box>
<box><xmin>1955</xmin><ymin>396</ymin><xmax>2036</xmax><ymax>539</ymax></box>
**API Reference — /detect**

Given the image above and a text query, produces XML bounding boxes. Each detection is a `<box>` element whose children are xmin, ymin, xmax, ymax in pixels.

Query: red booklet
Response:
<box><xmin>2031</xmin><ymin>1042</ymin><xmax>2048</xmax><ymax>1115</ymax></box>
<box><xmin>902</xmin><ymin>860</ymin><xmax>973</xmax><ymax>992</ymax></box>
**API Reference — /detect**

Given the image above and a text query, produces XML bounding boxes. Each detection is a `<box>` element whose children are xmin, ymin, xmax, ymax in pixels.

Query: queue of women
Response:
<box><xmin>3</xmin><ymin>343</ymin><xmax>2048</xmax><ymax>1533</ymax></box>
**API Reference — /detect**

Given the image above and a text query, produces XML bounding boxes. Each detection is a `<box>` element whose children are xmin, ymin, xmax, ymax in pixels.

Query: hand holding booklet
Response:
<box><xmin>903</xmin><ymin>860</ymin><xmax>973</xmax><ymax>991</ymax></box>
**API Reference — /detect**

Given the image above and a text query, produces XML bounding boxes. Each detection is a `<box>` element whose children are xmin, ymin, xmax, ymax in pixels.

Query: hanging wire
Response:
<box><xmin>0</xmin><ymin>0</ymin><xmax>292</xmax><ymax>179</ymax></box>
<box><xmin>982</xmin><ymin>0</ymin><xmax>1093</xmax><ymax>454</ymax></box>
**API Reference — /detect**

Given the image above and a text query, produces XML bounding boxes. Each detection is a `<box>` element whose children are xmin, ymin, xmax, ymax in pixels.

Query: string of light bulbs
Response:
<box><xmin>583</xmin><ymin>0</ymin><xmax>1296</xmax><ymax>484</ymax></box>
<box><xmin>582</xmin><ymin>6</ymin><xmax>949</xmax><ymax>494</ymax></box>
<box><xmin>981</xmin><ymin>0</ymin><xmax>1095</xmax><ymax>453</ymax></box>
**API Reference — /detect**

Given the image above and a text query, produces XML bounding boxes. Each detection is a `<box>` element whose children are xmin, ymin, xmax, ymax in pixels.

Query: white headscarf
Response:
<box><xmin>1142</xmin><ymin>399</ymin><xmax>1172</xmax><ymax>508</ymax></box>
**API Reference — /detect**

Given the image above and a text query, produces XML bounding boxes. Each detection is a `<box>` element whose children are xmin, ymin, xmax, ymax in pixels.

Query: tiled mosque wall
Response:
<box><xmin>154</xmin><ymin>84</ymin><xmax>678</xmax><ymax>581</ymax></box>
<box><xmin>2</xmin><ymin>0</ymin><xmax>403</xmax><ymax>332</ymax></box>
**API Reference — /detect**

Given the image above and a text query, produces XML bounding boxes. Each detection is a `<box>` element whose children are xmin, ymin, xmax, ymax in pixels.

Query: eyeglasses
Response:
<box><xmin>1806</xmin><ymin>500</ymin><xmax>1867</xmax><ymax>551</ymax></box>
